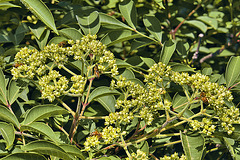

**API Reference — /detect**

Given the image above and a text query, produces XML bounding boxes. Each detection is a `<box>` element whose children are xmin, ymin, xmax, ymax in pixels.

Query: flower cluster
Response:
<box><xmin>126</xmin><ymin>150</ymin><xmax>149</xmax><ymax>160</ymax></box>
<box><xmin>142</xmin><ymin>62</ymin><xmax>240</xmax><ymax>135</ymax></box>
<box><xmin>39</xmin><ymin>70</ymin><xmax>68</xmax><ymax>102</ymax></box>
<box><xmin>190</xmin><ymin>118</ymin><xmax>216</xmax><ymax>135</ymax></box>
<box><xmin>69</xmin><ymin>75</ymin><xmax>86</xmax><ymax>95</ymax></box>
<box><xmin>106</xmin><ymin>75</ymin><xmax>168</xmax><ymax>126</ymax></box>
<box><xmin>160</xmin><ymin>152</ymin><xmax>186</xmax><ymax>160</ymax></box>
<box><xmin>84</xmin><ymin>135</ymin><xmax>100</xmax><ymax>151</ymax></box>
<box><xmin>11</xmin><ymin>34</ymin><xmax>118</xmax><ymax>101</ymax></box>
<box><xmin>101</xmin><ymin>126</ymin><xmax>121</xmax><ymax>144</ymax></box>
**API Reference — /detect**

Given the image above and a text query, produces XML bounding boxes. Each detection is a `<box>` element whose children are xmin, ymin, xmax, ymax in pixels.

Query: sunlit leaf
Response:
<box><xmin>88</xmin><ymin>86</ymin><xmax>120</xmax><ymax>102</ymax></box>
<box><xmin>101</xmin><ymin>30</ymin><xmax>141</xmax><ymax>46</ymax></box>
<box><xmin>185</xmin><ymin>20</ymin><xmax>208</xmax><ymax>33</ymax></box>
<box><xmin>143</xmin><ymin>16</ymin><xmax>162</xmax><ymax>43</ymax></box>
<box><xmin>95</xmin><ymin>95</ymin><xmax>116</xmax><ymax>113</ymax></box>
<box><xmin>99</xmin><ymin>13</ymin><xmax>132</xmax><ymax>30</ymax></box>
<box><xmin>0</xmin><ymin>122</ymin><xmax>15</xmax><ymax>149</ymax></box>
<box><xmin>181</xmin><ymin>132</ymin><xmax>205</xmax><ymax>160</ymax></box>
<box><xmin>22</xmin><ymin>104</ymin><xmax>69</xmax><ymax>125</ymax></box>
<box><xmin>59</xmin><ymin>28</ymin><xmax>83</xmax><ymax>40</ymax></box>
<box><xmin>21</xmin><ymin>140</ymin><xmax>72</xmax><ymax>160</ymax></box>
<box><xmin>0</xmin><ymin>70</ymin><xmax>7</xmax><ymax>105</ymax></box>
<box><xmin>21</xmin><ymin>0</ymin><xmax>58</xmax><ymax>34</ymax></box>
<box><xmin>76</xmin><ymin>11</ymin><xmax>100</xmax><ymax>35</ymax></box>
<box><xmin>0</xmin><ymin>152</ymin><xmax>47</xmax><ymax>160</ymax></box>
<box><xmin>21</xmin><ymin>122</ymin><xmax>58</xmax><ymax>143</ymax></box>
<box><xmin>119</xmin><ymin>0</ymin><xmax>137</xmax><ymax>29</ymax></box>
<box><xmin>159</xmin><ymin>39</ymin><xmax>176</xmax><ymax>65</ymax></box>
<box><xmin>0</xmin><ymin>105</ymin><xmax>20</xmax><ymax>129</ymax></box>
<box><xmin>225</xmin><ymin>56</ymin><xmax>240</xmax><ymax>88</ymax></box>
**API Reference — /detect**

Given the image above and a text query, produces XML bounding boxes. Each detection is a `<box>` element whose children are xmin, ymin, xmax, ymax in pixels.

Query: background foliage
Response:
<box><xmin>0</xmin><ymin>0</ymin><xmax>240</xmax><ymax>159</ymax></box>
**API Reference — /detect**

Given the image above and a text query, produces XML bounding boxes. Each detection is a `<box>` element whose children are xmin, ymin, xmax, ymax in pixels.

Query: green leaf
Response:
<box><xmin>169</xmin><ymin>62</ymin><xmax>195</xmax><ymax>72</ymax></box>
<box><xmin>95</xmin><ymin>95</ymin><xmax>116</xmax><ymax>113</ymax></box>
<box><xmin>140</xmin><ymin>57</ymin><xmax>156</xmax><ymax>68</ymax></box>
<box><xmin>20</xmin><ymin>0</ymin><xmax>58</xmax><ymax>35</ymax></box>
<box><xmin>8</xmin><ymin>79</ymin><xmax>25</xmax><ymax>105</ymax></box>
<box><xmin>115</xmin><ymin>59</ymin><xmax>132</xmax><ymax>68</ymax></box>
<box><xmin>185</xmin><ymin>20</ymin><xmax>208</xmax><ymax>33</ymax></box>
<box><xmin>117</xmin><ymin>68</ymin><xmax>135</xmax><ymax>80</ymax></box>
<box><xmin>0</xmin><ymin>105</ymin><xmax>20</xmax><ymax>129</ymax></box>
<box><xmin>197</xmin><ymin>16</ymin><xmax>218</xmax><ymax>30</ymax></box>
<box><xmin>223</xmin><ymin>137</ymin><xmax>236</xmax><ymax>159</ymax></box>
<box><xmin>22</xmin><ymin>104</ymin><xmax>69</xmax><ymax>125</ymax></box>
<box><xmin>159</xmin><ymin>39</ymin><xmax>176</xmax><ymax>65</ymax></box>
<box><xmin>99</xmin><ymin>13</ymin><xmax>132</xmax><ymax>30</ymax></box>
<box><xmin>202</xmin><ymin>68</ymin><xmax>212</xmax><ymax>76</ymax></box>
<box><xmin>176</xmin><ymin>41</ymin><xmax>188</xmax><ymax>58</ymax></box>
<box><xmin>21</xmin><ymin>140</ymin><xmax>71</xmax><ymax>160</ymax></box>
<box><xmin>119</xmin><ymin>0</ymin><xmax>137</xmax><ymax>29</ymax></box>
<box><xmin>101</xmin><ymin>30</ymin><xmax>141</xmax><ymax>46</ymax></box>
<box><xmin>0</xmin><ymin>2</ymin><xmax>20</xmax><ymax>10</ymax></box>
<box><xmin>0</xmin><ymin>122</ymin><xmax>15</xmax><ymax>149</ymax></box>
<box><xmin>0</xmin><ymin>152</ymin><xmax>47</xmax><ymax>160</ymax></box>
<box><xmin>36</xmin><ymin>29</ymin><xmax>50</xmax><ymax>50</ymax></box>
<box><xmin>59</xmin><ymin>28</ymin><xmax>83</xmax><ymax>40</ymax></box>
<box><xmin>225</xmin><ymin>56</ymin><xmax>240</xmax><ymax>88</ymax></box>
<box><xmin>21</xmin><ymin>122</ymin><xmax>58</xmax><ymax>143</ymax></box>
<box><xmin>48</xmin><ymin>37</ymin><xmax>68</xmax><ymax>45</ymax></box>
<box><xmin>88</xmin><ymin>86</ymin><xmax>120</xmax><ymax>103</ymax></box>
<box><xmin>29</xmin><ymin>22</ymin><xmax>46</xmax><ymax>39</ymax></box>
<box><xmin>172</xmin><ymin>94</ymin><xmax>193</xmax><ymax>118</ymax></box>
<box><xmin>0</xmin><ymin>70</ymin><xmax>7</xmax><ymax>105</ymax></box>
<box><xmin>154</xmin><ymin>0</ymin><xmax>165</xmax><ymax>8</ymax></box>
<box><xmin>143</xmin><ymin>16</ymin><xmax>162</xmax><ymax>43</ymax></box>
<box><xmin>181</xmin><ymin>132</ymin><xmax>205</xmax><ymax>160</ymax></box>
<box><xmin>59</xmin><ymin>144</ymin><xmax>85</xmax><ymax>160</ymax></box>
<box><xmin>76</xmin><ymin>11</ymin><xmax>100</xmax><ymax>35</ymax></box>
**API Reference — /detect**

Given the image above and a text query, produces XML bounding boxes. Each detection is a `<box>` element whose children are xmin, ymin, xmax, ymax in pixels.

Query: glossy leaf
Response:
<box><xmin>143</xmin><ymin>16</ymin><xmax>162</xmax><ymax>43</ymax></box>
<box><xmin>223</xmin><ymin>137</ymin><xmax>236</xmax><ymax>159</ymax></box>
<box><xmin>22</xmin><ymin>104</ymin><xmax>69</xmax><ymax>125</ymax></box>
<box><xmin>48</xmin><ymin>37</ymin><xmax>68</xmax><ymax>45</ymax></box>
<box><xmin>59</xmin><ymin>144</ymin><xmax>85</xmax><ymax>160</ymax></box>
<box><xmin>181</xmin><ymin>132</ymin><xmax>205</xmax><ymax>160</ymax></box>
<box><xmin>159</xmin><ymin>39</ymin><xmax>176</xmax><ymax>65</ymax></box>
<box><xmin>20</xmin><ymin>0</ymin><xmax>58</xmax><ymax>35</ymax></box>
<box><xmin>8</xmin><ymin>79</ymin><xmax>25</xmax><ymax>105</ymax></box>
<box><xmin>197</xmin><ymin>16</ymin><xmax>218</xmax><ymax>30</ymax></box>
<box><xmin>29</xmin><ymin>22</ymin><xmax>46</xmax><ymax>39</ymax></box>
<box><xmin>140</xmin><ymin>57</ymin><xmax>156</xmax><ymax>68</ymax></box>
<box><xmin>176</xmin><ymin>41</ymin><xmax>188</xmax><ymax>57</ymax></box>
<box><xmin>21</xmin><ymin>140</ymin><xmax>71</xmax><ymax>160</ymax></box>
<box><xmin>76</xmin><ymin>11</ymin><xmax>100</xmax><ymax>35</ymax></box>
<box><xmin>101</xmin><ymin>30</ymin><xmax>141</xmax><ymax>46</ymax></box>
<box><xmin>117</xmin><ymin>68</ymin><xmax>135</xmax><ymax>80</ymax></box>
<box><xmin>59</xmin><ymin>28</ymin><xmax>83</xmax><ymax>40</ymax></box>
<box><xmin>0</xmin><ymin>105</ymin><xmax>20</xmax><ymax>129</ymax></box>
<box><xmin>154</xmin><ymin>0</ymin><xmax>165</xmax><ymax>9</ymax></box>
<box><xmin>115</xmin><ymin>59</ymin><xmax>132</xmax><ymax>68</ymax></box>
<box><xmin>99</xmin><ymin>13</ymin><xmax>132</xmax><ymax>30</ymax></box>
<box><xmin>0</xmin><ymin>70</ymin><xmax>7</xmax><ymax>105</ymax></box>
<box><xmin>0</xmin><ymin>2</ymin><xmax>20</xmax><ymax>10</ymax></box>
<box><xmin>36</xmin><ymin>29</ymin><xmax>50</xmax><ymax>50</ymax></box>
<box><xmin>169</xmin><ymin>62</ymin><xmax>195</xmax><ymax>72</ymax></box>
<box><xmin>88</xmin><ymin>86</ymin><xmax>120</xmax><ymax>102</ymax></box>
<box><xmin>225</xmin><ymin>56</ymin><xmax>240</xmax><ymax>88</ymax></box>
<box><xmin>119</xmin><ymin>0</ymin><xmax>137</xmax><ymax>29</ymax></box>
<box><xmin>185</xmin><ymin>20</ymin><xmax>208</xmax><ymax>33</ymax></box>
<box><xmin>172</xmin><ymin>94</ymin><xmax>193</xmax><ymax>118</ymax></box>
<box><xmin>95</xmin><ymin>95</ymin><xmax>116</xmax><ymax>113</ymax></box>
<box><xmin>0</xmin><ymin>152</ymin><xmax>47</xmax><ymax>160</ymax></box>
<box><xmin>21</xmin><ymin>122</ymin><xmax>58</xmax><ymax>143</ymax></box>
<box><xmin>0</xmin><ymin>122</ymin><xmax>15</xmax><ymax>149</ymax></box>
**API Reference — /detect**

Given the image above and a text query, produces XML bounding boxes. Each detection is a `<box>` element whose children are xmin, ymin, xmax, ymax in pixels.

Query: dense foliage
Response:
<box><xmin>0</xmin><ymin>0</ymin><xmax>240</xmax><ymax>159</ymax></box>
